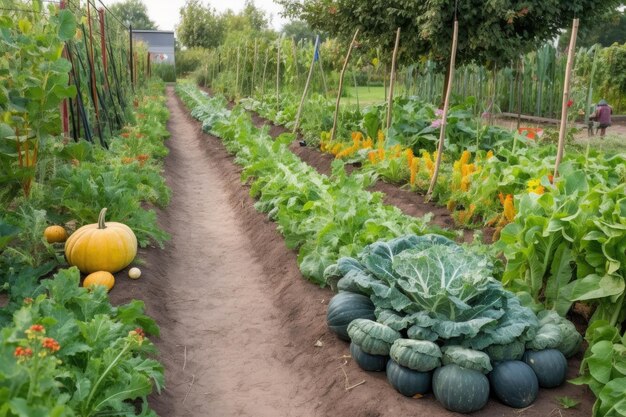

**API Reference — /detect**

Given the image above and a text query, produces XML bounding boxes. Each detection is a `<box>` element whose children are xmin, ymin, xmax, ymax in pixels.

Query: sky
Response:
<box><xmin>104</xmin><ymin>0</ymin><xmax>289</xmax><ymax>32</ymax></box>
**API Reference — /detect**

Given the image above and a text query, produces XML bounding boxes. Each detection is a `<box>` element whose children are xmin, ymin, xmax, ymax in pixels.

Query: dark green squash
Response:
<box><xmin>488</xmin><ymin>361</ymin><xmax>538</xmax><ymax>408</ymax></box>
<box><xmin>347</xmin><ymin>319</ymin><xmax>401</xmax><ymax>355</ymax></box>
<box><xmin>386</xmin><ymin>359</ymin><xmax>432</xmax><ymax>397</ymax></box>
<box><xmin>432</xmin><ymin>364</ymin><xmax>490</xmax><ymax>414</ymax></box>
<box><xmin>326</xmin><ymin>292</ymin><xmax>375</xmax><ymax>341</ymax></box>
<box><xmin>523</xmin><ymin>349</ymin><xmax>568</xmax><ymax>388</ymax></box>
<box><xmin>350</xmin><ymin>342</ymin><xmax>388</xmax><ymax>372</ymax></box>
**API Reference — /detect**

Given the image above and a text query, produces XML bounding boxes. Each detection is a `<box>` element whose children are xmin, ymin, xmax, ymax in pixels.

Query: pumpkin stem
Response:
<box><xmin>98</xmin><ymin>208</ymin><xmax>108</xmax><ymax>229</ymax></box>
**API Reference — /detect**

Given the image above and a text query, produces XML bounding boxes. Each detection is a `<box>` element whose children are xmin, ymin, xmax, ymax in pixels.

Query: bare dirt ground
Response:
<box><xmin>109</xmin><ymin>87</ymin><xmax>596</xmax><ymax>417</ymax></box>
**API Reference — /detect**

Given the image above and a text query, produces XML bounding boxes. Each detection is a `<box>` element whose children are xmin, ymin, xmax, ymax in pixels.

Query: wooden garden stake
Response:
<box><xmin>330</xmin><ymin>28</ymin><xmax>359</xmax><ymax>142</ymax></box>
<box><xmin>276</xmin><ymin>39</ymin><xmax>281</xmax><ymax>111</ymax></box>
<box><xmin>553</xmin><ymin>18</ymin><xmax>579</xmax><ymax>179</ymax></box>
<box><xmin>241</xmin><ymin>41</ymin><xmax>249</xmax><ymax>95</ymax></box>
<box><xmin>129</xmin><ymin>25</ymin><xmax>134</xmax><ymax>88</ymax></box>
<box><xmin>98</xmin><ymin>8</ymin><xmax>108</xmax><ymax>89</ymax></box>
<box><xmin>86</xmin><ymin>0</ymin><xmax>99</xmax><ymax>119</ymax></box>
<box><xmin>251</xmin><ymin>39</ymin><xmax>258</xmax><ymax>94</ymax></box>
<box><xmin>235</xmin><ymin>45</ymin><xmax>240</xmax><ymax>98</ymax></box>
<box><xmin>261</xmin><ymin>47</ymin><xmax>269</xmax><ymax>96</ymax></box>
<box><xmin>292</xmin><ymin>37</ymin><xmax>300</xmax><ymax>86</ymax></box>
<box><xmin>426</xmin><ymin>20</ymin><xmax>459</xmax><ymax>200</ymax></box>
<box><xmin>293</xmin><ymin>35</ymin><xmax>321</xmax><ymax>134</ymax></box>
<box><xmin>386</xmin><ymin>27</ymin><xmax>401</xmax><ymax>130</ymax></box>
<box><xmin>316</xmin><ymin>41</ymin><xmax>329</xmax><ymax>97</ymax></box>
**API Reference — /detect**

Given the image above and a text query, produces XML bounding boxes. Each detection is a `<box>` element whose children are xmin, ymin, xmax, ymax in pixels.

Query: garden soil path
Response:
<box><xmin>110</xmin><ymin>87</ymin><xmax>595</xmax><ymax>417</ymax></box>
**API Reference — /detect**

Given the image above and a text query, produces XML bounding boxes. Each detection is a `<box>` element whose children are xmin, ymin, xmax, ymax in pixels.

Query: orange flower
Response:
<box><xmin>368</xmin><ymin>151</ymin><xmax>377</xmax><ymax>164</ymax></box>
<box><xmin>42</xmin><ymin>337</ymin><xmax>60</xmax><ymax>352</ymax></box>
<box><xmin>377</xmin><ymin>148</ymin><xmax>385</xmax><ymax>161</ymax></box>
<box><xmin>405</xmin><ymin>149</ymin><xmax>414</xmax><ymax>167</ymax></box>
<box><xmin>503</xmin><ymin>194</ymin><xmax>515</xmax><ymax>222</ymax></box>
<box><xmin>14</xmin><ymin>346</ymin><xmax>33</xmax><ymax>358</ymax></box>
<box><xmin>29</xmin><ymin>324</ymin><xmax>44</xmax><ymax>333</ymax></box>
<box><xmin>410</xmin><ymin>158</ymin><xmax>419</xmax><ymax>186</ymax></box>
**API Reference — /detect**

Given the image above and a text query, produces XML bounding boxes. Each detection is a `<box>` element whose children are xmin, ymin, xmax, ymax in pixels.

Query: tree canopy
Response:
<box><xmin>109</xmin><ymin>0</ymin><xmax>157</xmax><ymax>30</ymax></box>
<box><xmin>277</xmin><ymin>0</ymin><xmax>622</xmax><ymax>67</ymax></box>
<box><xmin>177</xmin><ymin>0</ymin><xmax>270</xmax><ymax>49</ymax></box>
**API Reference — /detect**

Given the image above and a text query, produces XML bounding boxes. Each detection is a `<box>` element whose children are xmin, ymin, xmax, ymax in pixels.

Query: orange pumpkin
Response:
<box><xmin>83</xmin><ymin>271</ymin><xmax>115</xmax><ymax>291</ymax></box>
<box><xmin>44</xmin><ymin>225</ymin><xmax>67</xmax><ymax>243</ymax></box>
<box><xmin>65</xmin><ymin>208</ymin><xmax>137</xmax><ymax>273</ymax></box>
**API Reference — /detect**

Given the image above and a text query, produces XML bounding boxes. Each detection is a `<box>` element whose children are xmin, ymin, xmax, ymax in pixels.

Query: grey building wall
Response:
<box><xmin>132</xmin><ymin>31</ymin><xmax>175</xmax><ymax>64</ymax></box>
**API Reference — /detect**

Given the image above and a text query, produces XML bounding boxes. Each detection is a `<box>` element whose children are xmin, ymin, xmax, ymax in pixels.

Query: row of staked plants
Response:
<box><xmin>1</xmin><ymin>2</ymin><xmax>171</xmax><ymax>415</ymax></box>
<box><xmin>183</xmin><ymin>78</ymin><xmax>625</xmax><ymax>414</ymax></box>
<box><xmin>178</xmin><ymin>80</ymin><xmax>625</xmax><ymax>415</ymax></box>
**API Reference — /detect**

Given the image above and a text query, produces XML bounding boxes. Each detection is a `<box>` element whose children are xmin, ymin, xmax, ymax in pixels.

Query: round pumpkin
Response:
<box><xmin>433</xmin><ymin>364</ymin><xmax>490</xmax><ymax>414</ymax></box>
<box><xmin>350</xmin><ymin>342</ymin><xmax>388</xmax><ymax>372</ymax></box>
<box><xmin>326</xmin><ymin>292</ymin><xmax>375</xmax><ymax>341</ymax></box>
<box><xmin>44</xmin><ymin>225</ymin><xmax>67</xmax><ymax>243</ymax></box>
<box><xmin>489</xmin><ymin>360</ymin><xmax>538</xmax><ymax>408</ymax></box>
<box><xmin>386</xmin><ymin>359</ymin><xmax>432</xmax><ymax>397</ymax></box>
<box><xmin>83</xmin><ymin>271</ymin><xmax>115</xmax><ymax>291</ymax></box>
<box><xmin>65</xmin><ymin>208</ymin><xmax>137</xmax><ymax>273</ymax></box>
<box><xmin>523</xmin><ymin>349</ymin><xmax>568</xmax><ymax>388</ymax></box>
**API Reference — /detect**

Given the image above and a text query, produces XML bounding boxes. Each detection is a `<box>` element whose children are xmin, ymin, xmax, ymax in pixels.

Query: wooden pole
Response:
<box><xmin>516</xmin><ymin>58</ymin><xmax>524</xmax><ymax>130</ymax></box>
<box><xmin>129</xmin><ymin>25</ymin><xmax>134</xmax><ymax>88</ymax></box>
<box><xmin>276</xmin><ymin>39</ymin><xmax>281</xmax><ymax>111</ymax></box>
<box><xmin>426</xmin><ymin>20</ymin><xmax>459</xmax><ymax>200</ymax></box>
<box><xmin>554</xmin><ymin>18</ymin><xmax>579</xmax><ymax>178</ymax></box>
<box><xmin>317</xmin><ymin>45</ymin><xmax>328</xmax><ymax>97</ymax></box>
<box><xmin>241</xmin><ymin>41</ymin><xmax>249</xmax><ymax>95</ymax></box>
<box><xmin>98</xmin><ymin>8</ymin><xmax>108</xmax><ymax>89</ymax></box>
<box><xmin>86</xmin><ymin>0</ymin><xmax>100</xmax><ymax>121</ymax></box>
<box><xmin>291</xmin><ymin>37</ymin><xmax>300</xmax><ymax>86</ymax></box>
<box><xmin>60</xmin><ymin>0</ymin><xmax>69</xmax><ymax>139</ymax></box>
<box><xmin>251</xmin><ymin>39</ymin><xmax>258</xmax><ymax>94</ymax></box>
<box><xmin>147</xmin><ymin>52</ymin><xmax>151</xmax><ymax>77</ymax></box>
<box><xmin>235</xmin><ymin>45</ymin><xmax>241</xmax><ymax>98</ymax></box>
<box><xmin>261</xmin><ymin>47</ymin><xmax>269</xmax><ymax>96</ymax></box>
<box><xmin>386</xmin><ymin>27</ymin><xmax>401</xmax><ymax>130</ymax></box>
<box><xmin>293</xmin><ymin>35</ymin><xmax>321</xmax><ymax>134</ymax></box>
<box><xmin>330</xmin><ymin>29</ymin><xmax>359</xmax><ymax>142</ymax></box>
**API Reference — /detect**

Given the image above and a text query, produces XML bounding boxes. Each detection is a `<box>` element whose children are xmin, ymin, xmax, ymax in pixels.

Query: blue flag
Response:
<box><xmin>314</xmin><ymin>35</ymin><xmax>320</xmax><ymax>62</ymax></box>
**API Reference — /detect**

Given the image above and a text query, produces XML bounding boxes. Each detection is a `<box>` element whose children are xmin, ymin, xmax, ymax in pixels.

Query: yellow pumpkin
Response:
<box><xmin>83</xmin><ymin>271</ymin><xmax>115</xmax><ymax>291</ymax></box>
<box><xmin>65</xmin><ymin>208</ymin><xmax>137</xmax><ymax>273</ymax></box>
<box><xmin>44</xmin><ymin>225</ymin><xmax>67</xmax><ymax>243</ymax></box>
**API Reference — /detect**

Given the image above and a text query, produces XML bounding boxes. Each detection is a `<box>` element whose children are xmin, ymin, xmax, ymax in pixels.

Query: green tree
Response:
<box><xmin>109</xmin><ymin>0</ymin><xmax>157</xmax><ymax>30</ymax></box>
<box><xmin>559</xmin><ymin>8</ymin><xmax>626</xmax><ymax>49</ymax></box>
<box><xmin>281</xmin><ymin>20</ymin><xmax>318</xmax><ymax>43</ymax></box>
<box><xmin>277</xmin><ymin>0</ymin><xmax>621</xmax><ymax>67</ymax></box>
<box><xmin>177</xmin><ymin>0</ymin><xmax>225</xmax><ymax>49</ymax></box>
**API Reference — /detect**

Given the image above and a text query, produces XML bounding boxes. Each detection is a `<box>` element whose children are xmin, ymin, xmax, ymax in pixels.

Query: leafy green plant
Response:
<box><xmin>0</xmin><ymin>268</ymin><xmax>163</xmax><ymax>416</ymax></box>
<box><xmin>325</xmin><ymin>234</ymin><xmax>541</xmax><ymax>351</ymax></box>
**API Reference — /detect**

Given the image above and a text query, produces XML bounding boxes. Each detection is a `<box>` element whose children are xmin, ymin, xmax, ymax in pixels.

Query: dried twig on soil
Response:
<box><xmin>339</xmin><ymin>361</ymin><xmax>365</xmax><ymax>391</ymax></box>
<box><xmin>515</xmin><ymin>405</ymin><xmax>535</xmax><ymax>414</ymax></box>
<box><xmin>183</xmin><ymin>345</ymin><xmax>187</xmax><ymax>371</ymax></box>
<box><xmin>183</xmin><ymin>374</ymin><xmax>195</xmax><ymax>404</ymax></box>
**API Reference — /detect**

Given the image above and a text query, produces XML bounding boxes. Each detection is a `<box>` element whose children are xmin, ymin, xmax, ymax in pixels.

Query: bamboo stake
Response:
<box><xmin>261</xmin><ymin>47</ymin><xmax>269</xmax><ymax>96</ymax></box>
<box><xmin>554</xmin><ymin>18</ymin><xmax>579</xmax><ymax>179</ymax></box>
<box><xmin>516</xmin><ymin>58</ymin><xmax>523</xmax><ymax>130</ymax></box>
<box><xmin>98</xmin><ymin>8</ymin><xmax>108</xmax><ymax>89</ymax></box>
<box><xmin>386</xmin><ymin>27</ymin><xmax>401</xmax><ymax>130</ymax></box>
<box><xmin>129</xmin><ymin>25</ymin><xmax>134</xmax><ymax>89</ymax></box>
<box><xmin>86</xmin><ymin>0</ymin><xmax>99</xmax><ymax>120</ymax></box>
<box><xmin>292</xmin><ymin>37</ymin><xmax>300</xmax><ymax>86</ymax></box>
<box><xmin>330</xmin><ymin>29</ymin><xmax>359</xmax><ymax>142</ymax></box>
<box><xmin>293</xmin><ymin>35</ymin><xmax>320</xmax><ymax>134</ymax></box>
<box><xmin>276</xmin><ymin>39</ymin><xmax>281</xmax><ymax>111</ymax></box>
<box><xmin>317</xmin><ymin>41</ymin><xmax>328</xmax><ymax>97</ymax></box>
<box><xmin>241</xmin><ymin>41</ymin><xmax>249</xmax><ymax>95</ymax></box>
<box><xmin>426</xmin><ymin>20</ymin><xmax>459</xmax><ymax>200</ymax></box>
<box><xmin>251</xmin><ymin>39</ymin><xmax>258</xmax><ymax>94</ymax></box>
<box><xmin>235</xmin><ymin>45</ymin><xmax>240</xmax><ymax>98</ymax></box>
